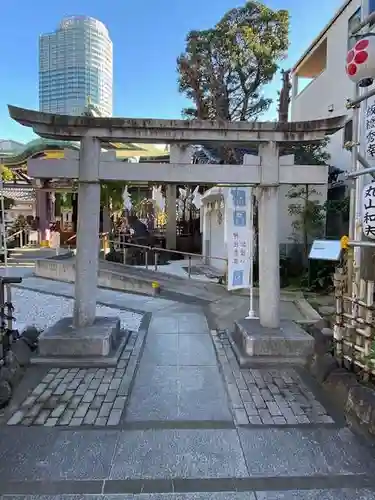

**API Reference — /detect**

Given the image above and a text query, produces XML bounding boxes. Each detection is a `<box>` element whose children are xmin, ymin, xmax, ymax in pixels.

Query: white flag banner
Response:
<box><xmin>225</xmin><ymin>187</ymin><xmax>253</xmax><ymax>291</ymax></box>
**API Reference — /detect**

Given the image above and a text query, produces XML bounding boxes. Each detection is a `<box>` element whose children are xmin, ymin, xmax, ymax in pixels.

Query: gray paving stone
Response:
<box><xmin>234</xmin><ymin>408</ymin><xmax>249</xmax><ymax>425</ymax></box>
<box><xmin>74</xmin><ymin>403</ymin><xmax>90</xmax><ymax>419</ymax></box>
<box><xmin>240</xmin><ymin>389</ymin><xmax>253</xmax><ymax>402</ymax></box>
<box><xmin>178</xmin><ymin>334</ymin><xmax>217</xmax><ymax>366</ymax></box>
<box><xmin>239</xmin><ymin>427</ymin><xmax>375</xmax><ymax>477</ymax></box>
<box><xmin>22</xmin><ymin>395</ymin><xmax>38</xmax><ymax>407</ymax></box>
<box><xmin>69</xmin><ymin>417</ymin><xmax>83</xmax><ymax>426</ymax></box>
<box><xmin>244</xmin><ymin>402</ymin><xmax>259</xmax><ymax>416</ymax></box>
<box><xmin>7</xmin><ymin>411</ymin><xmax>24</xmax><ymax>425</ymax></box>
<box><xmin>104</xmin><ymin>390</ymin><xmax>117</xmax><ymax>403</ymax></box>
<box><xmin>259</xmin><ymin>410</ymin><xmax>274</xmax><ymax>425</ymax></box>
<box><xmin>98</xmin><ymin>402</ymin><xmax>113</xmax><ymax>418</ymax></box>
<box><xmin>58</xmin><ymin>409</ymin><xmax>75</xmax><ymax>426</ymax></box>
<box><xmin>107</xmin><ymin>409</ymin><xmax>122</xmax><ymax>426</ymax></box>
<box><xmin>82</xmin><ymin>390</ymin><xmax>97</xmax><ymax>403</ymax></box>
<box><xmin>125</xmin><ymin>365</ymin><xmax>178</xmax><ymax>421</ymax></box>
<box><xmin>83</xmin><ymin>409</ymin><xmax>99</xmax><ymax>425</ymax></box>
<box><xmin>45</xmin><ymin>418</ymin><xmax>58</xmax><ymax>426</ymax></box>
<box><xmin>227</xmin><ymin>383</ymin><xmax>243</xmax><ymax>408</ymax></box>
<box><xmin>256</xmin><ymin>490</ymin><xmax>375</xmax><ymax>499</ymax></box>
<box><xmin>118</xmin><ymin>376</ymin><xmax>132</xmax><ymax>396</ymax></box>
<box><xmin>266</xmin><ymin>401</ymin><xmax>282</xmax><ymax>416</ymax></box>
<box><xmin>109</xmin><ymin>378</ymin><xmax>122</xmax><ymax>391</ymax></box>
<box><xmin>68</xmin><ymin>395</ymin><xmax>82</xmax><ymax>409</ymax></box>
<box><xmin>68</xmin><ymin>379</ymin><xmax>81</xmax><ymax>390</ymax></box>
<box><xmin>34</xmin><ymin>410</ymin><xmax>50</xmax><ymax>425</ymax></box>
<box><xmin>75</xmin><ymin>383</ymin><xmax>90</xmax><ymax>396</ymax></box>
<box><xmin>113</xmin><ymin>396</ymin><xmax>127</xmax><ymax>410</ymax></box>
<box><xmin>89</xmin><ymin>378</ymin><xmax>101</xmax><ymax>390</ymax></box>
<box><xmin>91</xmin><ymin>395</ymin><xmax>105</xmax><ymax>410</ymax></box>
<box><xmin>110</xmin><ymin>429</ymin><xmax>248</xmax><ymax>479</ymax></box>
<box><xmin>97</xmin><ymin>383</ymin><xmax>110</xmax><ymax>396</ymax></box>
<box><xmin>95</xmin><ymin>417</ymin><xmax>108</xmax><ymax>426</ymax></box>
<box><xmin>249</xmin><ymin>415</ymin><xmax>262</xmax><ymax>425</ymax></box>
<box><xmin>32</xmin><ymin>383</ymin><xmax>48</xmax><ymax>395</ymax></box>
<box><xmin>37</xmin><ymin>389</ymin><xmax>53</xmax><ymax>403</ymax></box>
<box><xmin>51</xmin><ymin>404</ymin><xmax>66</xmax><ymax>418</ymax></box>
<box><xmin>26</xmin><ymin>403</ymin><xmax>43</xmax><ymax>418</ymax></box>
<box><xmin>177</xmin><ymin>366</ymin><xmax>232</xmax><ymax>421</ymax></box>
<box><xmin>273</xmin><ymin>416</ymin><xmax>287</xmax><ymax>425</ymax></box>
<box><xmin>60</xmin><ymin>390</ymin><xmax>75</xmax><ymax>402</ymax></box>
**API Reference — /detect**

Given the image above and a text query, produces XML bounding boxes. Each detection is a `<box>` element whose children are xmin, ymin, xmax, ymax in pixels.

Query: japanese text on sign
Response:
<box><xmin>226</xmin><ymin>187</ymin><xmax>253</xmax><ymax>290</ymax></box>
<box><xmin>362</xmin><ymin>182</ymin><xmax>375</xmax><ymax>240</ymax></box>
<box><xmin>366</xmin><ymin>101</ymin><xmax>375</xmax><ymax>158</ymax></box>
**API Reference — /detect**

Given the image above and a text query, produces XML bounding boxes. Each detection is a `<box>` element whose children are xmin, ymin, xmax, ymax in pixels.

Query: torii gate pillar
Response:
<box><xmin>73</xmin><ymin>136</ymin><xmax>101</xmax><ymax>327</ymax></box>
<box><xmin>257</xmin><ymin>142</ymin><xmax>280</xmax><ymax>329</ymax></box>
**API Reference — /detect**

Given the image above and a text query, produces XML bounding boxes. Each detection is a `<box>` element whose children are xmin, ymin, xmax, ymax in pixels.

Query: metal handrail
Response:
<box><xmin>100</xmin><ymin>236</ymin><xmax>227</xmax><ymax>279</ymax></box>
<box><xmin>5</xmin><ymin>228</ymin><xmax>29</xmax><ymax>249</ymax></box>
<box><xmin>5</xmin><ymin>229</ymin><xmax>26</xmax><ymax>242</ymax></box>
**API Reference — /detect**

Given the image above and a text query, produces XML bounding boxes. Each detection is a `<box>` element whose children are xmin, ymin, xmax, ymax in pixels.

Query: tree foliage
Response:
<box><xmin>286</xmin><ymin>139</ymin><xmax>331</xmax><ymax>267</ymax></box>
<box><xmin>101</xmin><ymin>182</ymin><xmax>127</xmax><ymax>213</ymax></box>
<box><xmin>289</xmin><ymin>138</ymin><xmax>330</xmax><ymax>166</ymax></box>
<box><xmin>177</xmin><ymin>1</ymin><xmax>289</xmax><ymax>122</ymax></box>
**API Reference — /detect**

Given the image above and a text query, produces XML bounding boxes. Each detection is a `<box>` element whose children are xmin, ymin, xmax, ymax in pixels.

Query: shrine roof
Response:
<box><xmin>0</xmin><ymin>136</ymin><xmax>168</xmax><ymax>167</ymax></box>
<box><xmin>8</xmin><ymin>106</ymin><xmax>346</xmax><ymax>144</ymax></box>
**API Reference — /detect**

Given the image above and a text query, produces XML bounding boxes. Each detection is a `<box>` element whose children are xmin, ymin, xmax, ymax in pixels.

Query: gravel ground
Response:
<box><xmin>10</xmin><ymin>288</ymin><xmax>143</xmax><ymax>332</ymax></box>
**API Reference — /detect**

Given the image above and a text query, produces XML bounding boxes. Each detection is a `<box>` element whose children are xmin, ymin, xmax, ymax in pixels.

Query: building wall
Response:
<box><xmin>39</xmin><ymin>16</ymin><xmax>113</xmax><ymax>117</ymax></box>
<box><xmin>291</xmin><ymin>0</ymin><xmax>360</xmax><ymax>173</ymax></box>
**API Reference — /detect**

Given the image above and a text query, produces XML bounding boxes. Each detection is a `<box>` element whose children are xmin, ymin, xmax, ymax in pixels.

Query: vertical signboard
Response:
<box><xmin>225</xmin><ymin>187</ymin><xmax>253</xmax><ymax>290</ymax></box>
<box><xmin>362</xmin><ymin>181</ymin><xmax>375</xmax><ymax>239</ymax></box>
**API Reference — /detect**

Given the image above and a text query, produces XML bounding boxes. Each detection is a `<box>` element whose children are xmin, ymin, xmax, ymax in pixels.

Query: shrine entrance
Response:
<box><xmin>8</xmin><ymin>105</ymin><xmax>345</xmax><ymax>365</ymax></box>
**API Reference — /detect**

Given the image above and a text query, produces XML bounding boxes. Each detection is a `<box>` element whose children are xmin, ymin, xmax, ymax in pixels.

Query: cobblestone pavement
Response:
<box><xmin>2</xmin><ymin>303</ymin><xmax>375</xmax><ymax>499</ymax></box>
<box><xmin>6</xmin><ymin>330</ymin><xmax>144</xmax><ymax>427</ymax></box>
<box><xmin>210</xmin><ymin>329</ymin><xmax>334</xmax><ymax>426</ymax></box>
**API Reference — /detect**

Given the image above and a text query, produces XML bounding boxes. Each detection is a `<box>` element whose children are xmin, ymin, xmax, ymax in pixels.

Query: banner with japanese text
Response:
<box><xmin>225</xmin><ymin>187</ymin><xmax>253</xmax><ymax>290</ymax></box>
<box><xmin>362</xmin><ymin>181</ymin><xmax>375</xmax><ymax>239</ymax></box>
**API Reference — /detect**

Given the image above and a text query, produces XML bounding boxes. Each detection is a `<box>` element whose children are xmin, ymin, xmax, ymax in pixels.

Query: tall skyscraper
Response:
<box><xmin>39</xmin><ymin>16</ymin><xmax>113</xmax><ymax>117</ymax></box>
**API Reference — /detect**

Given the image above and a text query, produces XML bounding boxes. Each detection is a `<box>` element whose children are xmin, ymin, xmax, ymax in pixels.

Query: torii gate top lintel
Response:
<box><xmin>8</xmin><ymin>105</ymin><xmax>345</xmax><ymax>144</ymax></box>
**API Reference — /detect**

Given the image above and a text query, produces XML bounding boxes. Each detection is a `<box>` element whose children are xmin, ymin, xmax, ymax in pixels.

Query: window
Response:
<box><xmin>348</xmin><ymin>8</ymin><xmax>361</xmax><ymax>50</ymax></box>
<box><xmin>343</xmin><ymin>119</ymin><xmax>353</xmax><ymax>146</ymax></box>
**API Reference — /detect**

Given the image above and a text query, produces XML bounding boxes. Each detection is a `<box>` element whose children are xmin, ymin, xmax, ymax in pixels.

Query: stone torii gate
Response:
<box><xmin>8</xmin><ymin>105</ymin><xmax>345</xmax><ymax>363</ymax></box>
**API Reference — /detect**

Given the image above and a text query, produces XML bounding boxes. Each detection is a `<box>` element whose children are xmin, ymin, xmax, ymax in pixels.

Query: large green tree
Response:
<box><xmin>177</xmin><ymin>1</ymin><xmax>289</xmax><ymax>122</ymax></box>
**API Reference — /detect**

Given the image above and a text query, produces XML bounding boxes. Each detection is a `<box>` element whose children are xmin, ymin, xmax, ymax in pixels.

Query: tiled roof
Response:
<box><xmin>2</xmin><ymin>187</ymin><xmax>34</xmax><ymax>202</ymax></box>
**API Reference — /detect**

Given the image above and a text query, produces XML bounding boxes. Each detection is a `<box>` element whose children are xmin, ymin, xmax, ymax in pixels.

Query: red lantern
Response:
<box><xmin>346</xmin><ymin>37</ymin><xmax>375</xmax><ymax>86</ymax></box>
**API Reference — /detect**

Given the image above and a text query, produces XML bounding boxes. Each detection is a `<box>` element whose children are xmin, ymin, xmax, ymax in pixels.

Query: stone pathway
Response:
<box><xmin>1</xmin><ymin>299</ymin><xmax>375</xmax><ymax>499</ymax></box>
<box><xmin>211</xmin><ymin>330</ymin><xmax>334</xmax><ymax>426</ymax></box>
<box><xmin>6</xmin><ymin>332</ymin><xmax>141</xmax><ymax>427</ymax></box>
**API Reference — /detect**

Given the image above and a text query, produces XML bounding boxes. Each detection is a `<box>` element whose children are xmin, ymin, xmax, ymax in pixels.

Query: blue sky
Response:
<box><xmin>1</xmin><ymin>0</ymin><xmax>344</xmax><ymax>143</ymax></box>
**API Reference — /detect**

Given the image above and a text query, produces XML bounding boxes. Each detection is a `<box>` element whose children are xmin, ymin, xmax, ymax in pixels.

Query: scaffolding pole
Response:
<box><xmin>349</xmin><ymin>240</ymin><xmax>375</xmax><ymax>248</ymax></box>
<box><xmin>346</xmin><ymin>165</ymin><xmax>375</xmax><ymax>179</ymax></box>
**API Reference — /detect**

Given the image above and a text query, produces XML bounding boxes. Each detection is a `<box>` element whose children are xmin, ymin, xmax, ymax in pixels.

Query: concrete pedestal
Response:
<box><xmin>32</xmin><ymin>316</ymin><xmax>128</xmax><ymax>367</ymax></box>
<box><xmin>230</xmin><ymin>318</ymin><xmax>314</xmax><ymax>367</ymax></box>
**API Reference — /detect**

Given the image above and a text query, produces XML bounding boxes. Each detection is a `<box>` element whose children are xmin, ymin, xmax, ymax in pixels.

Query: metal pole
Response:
<box><xmin>345</xmin><ymin>165</ymin><xmax>375</xmax><ymax>178</ymax></box>
<box><xmin>348</xmin><ymin>87</ymin><xmax>375</xmax><ymax>107</ymax></box>
<box><xmin>0</xmin><ymin>177</ymin><xmax>8</xmax><ymax>276</ymax></box>
<box><xmin>349</xmin><ymin>240</ymin><xmax>375</xmax><ymax>247</ymax></box>
<box><xmin>246</xmin><ymin>187</ymin><xmax>257</xmax><ymax>319</ymax></box>
<box><xmin>347</xmin><ymin>83</ymin><xmax>360</xmax><ymax>295</ymax></box>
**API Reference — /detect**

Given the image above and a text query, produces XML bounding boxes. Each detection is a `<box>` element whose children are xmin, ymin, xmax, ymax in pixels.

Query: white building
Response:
<box><xmin>39</xmin><ymin>16</ymin><xmax>113</xmax><ymax>117</ymax></box>
<box><xmin>291</xmin><ymin>0</ymin><xmax>361</xmax><ymax>172</ymax></box>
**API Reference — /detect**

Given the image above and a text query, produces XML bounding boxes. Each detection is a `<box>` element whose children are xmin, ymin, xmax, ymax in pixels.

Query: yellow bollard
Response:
<box><xmin>151</xmin><ymin>281</ymin><xmax>160</xmax><ymax>296</ymax></box>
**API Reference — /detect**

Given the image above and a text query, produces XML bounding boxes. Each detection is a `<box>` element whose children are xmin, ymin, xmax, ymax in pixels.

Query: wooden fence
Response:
<box><xmin>334</xmin><ymin>267</ymin><xmax>375</xmax><ymax>379</ymax></box>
